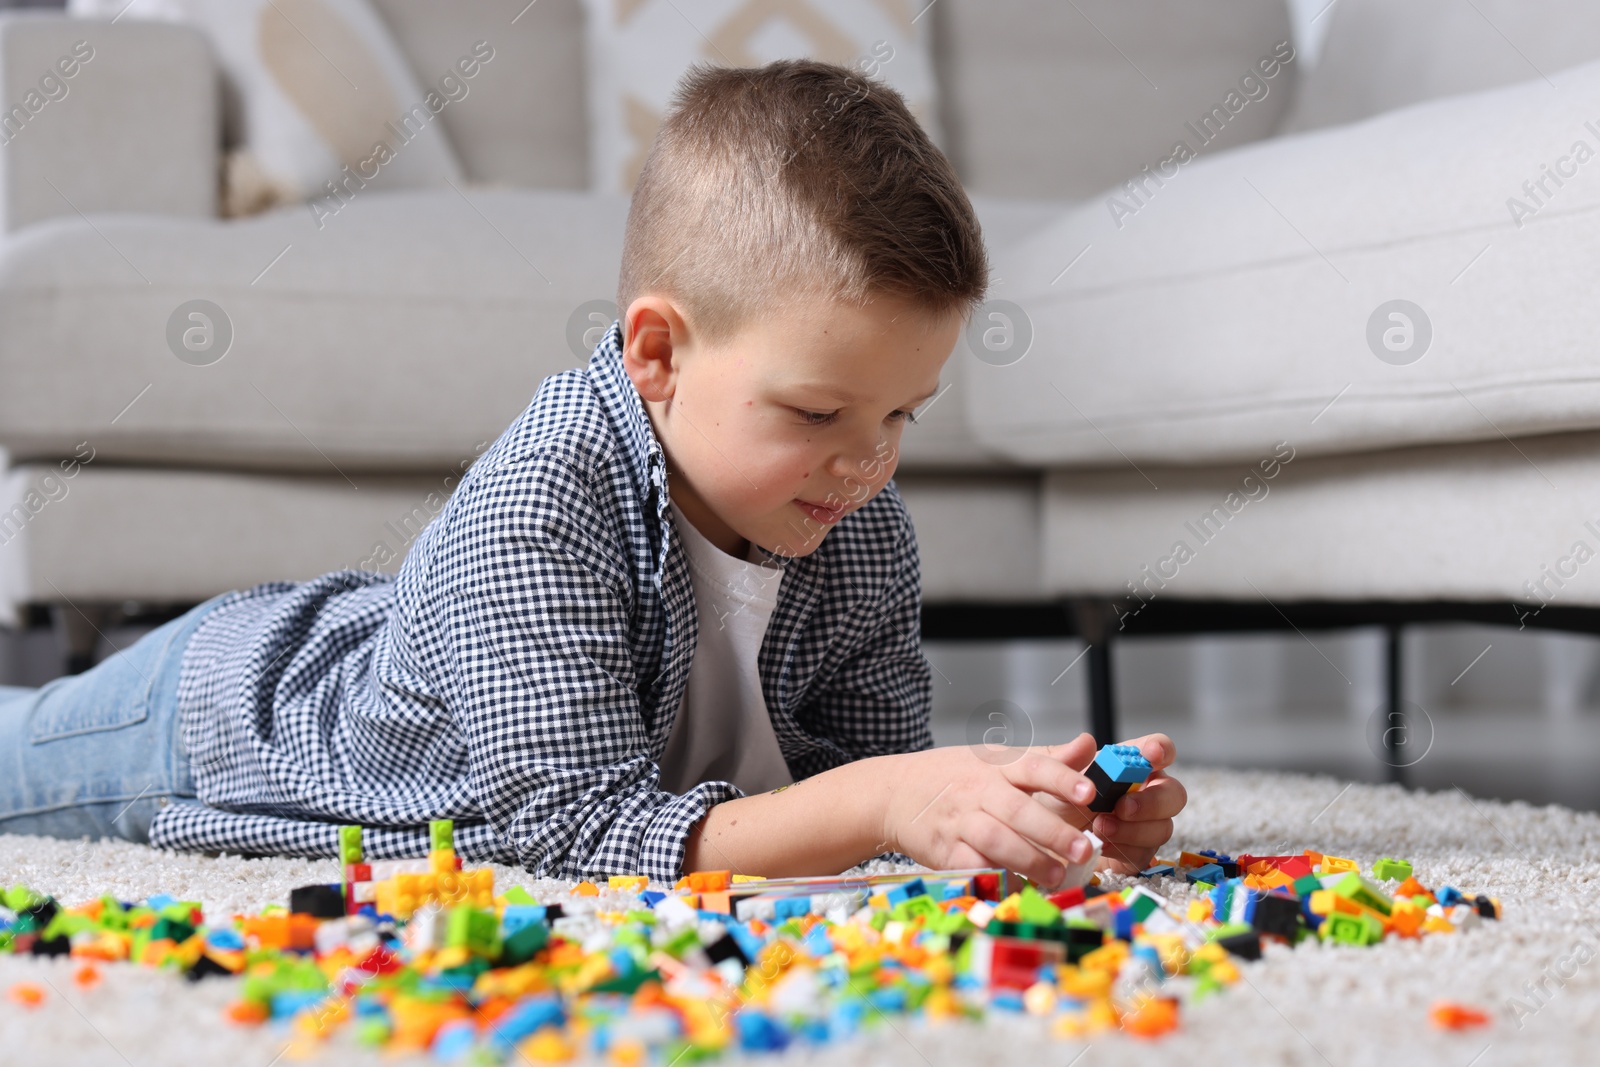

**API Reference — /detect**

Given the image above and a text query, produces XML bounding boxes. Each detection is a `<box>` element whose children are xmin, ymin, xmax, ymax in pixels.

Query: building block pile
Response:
<box><xmin>0</xmin><ymin>759</ymin><xmax>1504</xmax><ymax>1059</ymax></box>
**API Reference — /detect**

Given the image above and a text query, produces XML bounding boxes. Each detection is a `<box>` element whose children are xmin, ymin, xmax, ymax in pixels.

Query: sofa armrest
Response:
<box><xmin>0</xmin><ymin>13</ymin><xmax>219</xmax><ymax>235</ymax></box>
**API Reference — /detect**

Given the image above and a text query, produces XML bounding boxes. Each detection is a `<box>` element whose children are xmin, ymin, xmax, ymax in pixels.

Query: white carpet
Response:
<box><xmin>2</xmin><ymin>767</ymin><xmax>1597</xmax><ymax>1066</ymax></box>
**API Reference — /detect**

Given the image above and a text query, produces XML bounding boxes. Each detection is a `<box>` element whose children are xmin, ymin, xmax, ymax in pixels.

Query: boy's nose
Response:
<box><xmin>827</xmin><ymin>448</ymin><xmax>883</xmax><ymax>486</ymax></box>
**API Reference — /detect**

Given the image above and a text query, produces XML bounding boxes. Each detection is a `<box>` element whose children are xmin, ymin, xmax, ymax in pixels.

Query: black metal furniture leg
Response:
<box><xmin>1070</xmin><ymin>599</ymin><xmax>1118</xmax><ymax>745</ymax></box>
<box><xmin>1384</xmin><ymin>622</ymin><xmax>1408</xmax><ymax>786</ymax></box>
<box><xmin>51</xmin><ymin>602</ymin><xmax>116</xmax><ymax>676</ymax></box>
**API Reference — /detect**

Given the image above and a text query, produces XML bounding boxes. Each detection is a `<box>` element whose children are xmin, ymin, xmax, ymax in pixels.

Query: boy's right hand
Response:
<box><xmin>878</xmin><ymin>743</ymin><xmax>1101</xmax><ymax>889</ymax></box>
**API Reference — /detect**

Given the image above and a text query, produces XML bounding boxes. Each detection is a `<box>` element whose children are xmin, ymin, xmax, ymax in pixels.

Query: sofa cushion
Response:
<box><xmin>369</xmin><ymin>0</ymin><xmax>588</xmax><ymax>189</ymax></box>
<box><xmin>69</xmin><ymin>0</ymin><xmax>465</xmax><ymax>212</ymax></box>
<box><xmin>0</xmin><ymin>187</ymin><xmax>627</xmax><ymax>473</ymax></box>
<box><xmin>0</xmin><ymin>464</ymin><xmax>455</xmax><ymax>628</ymax></box>
<box><xmin>895</xmin><ymin>473</ymin><xmax>1043</xmax><ymax>601</ymax></box>
<box><xmin>579</xmin><ymin>0</ymin><xmax>942</xmax><ymax>194</ymax></box>
<box><xmin>934</xmin><ymin>0</ymin><xmax>1294</xmax><ymax>200</ymax></box>
<box><xmin>0</xmin><ymin>465</ymin><xmax>1043</xmax><ymax>626</ymax></box>
<box><xmin>0</xmin><ymin>187</ymin><xmax>1042</xmax><ymax>473</ymax></box>
<box><xmin>969</xmin><ymin>58</ymin><xmax>1600</xmax><ymax>469</ymax></box>
<box><xmin>1283</xmin><ymin>0</ymin><xmax>1600</xmax><ymax>134</ymax></box>
<box><xmin>1040</xmin><ymin>430</ymin><xmax>1600</xmax><ymax>607</ymax></box>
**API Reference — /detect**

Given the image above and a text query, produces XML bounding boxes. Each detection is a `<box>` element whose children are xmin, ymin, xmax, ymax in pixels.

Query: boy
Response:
<box><xmin>0</xmin><ymin>60</ymin><xmax>1184</xmax><ymax>887</ymax></box>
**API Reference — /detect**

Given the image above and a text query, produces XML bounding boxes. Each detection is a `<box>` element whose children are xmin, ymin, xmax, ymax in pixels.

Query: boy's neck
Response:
<box><xmin>671</xmin><ymin>492</ymin><xmax>750</xmax><ymax>560</ymax></box>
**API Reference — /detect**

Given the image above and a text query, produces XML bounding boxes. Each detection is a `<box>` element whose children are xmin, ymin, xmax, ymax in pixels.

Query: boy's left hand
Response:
<box><xmin>1027</xmin><ymin>732</ymin><xmax>1186</xmax><ymax>877</ymax></box>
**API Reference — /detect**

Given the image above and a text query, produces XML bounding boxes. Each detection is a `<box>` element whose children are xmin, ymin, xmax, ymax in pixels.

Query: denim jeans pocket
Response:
<box><xmin>27</xmin><ymin>670</ymin><xmax>152</xmax><ymax>743</ymax></box>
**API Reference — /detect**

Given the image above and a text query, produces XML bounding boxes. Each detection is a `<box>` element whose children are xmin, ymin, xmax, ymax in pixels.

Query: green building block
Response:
<box><xmin>1123</xmin><ymin>888</ymin><xmax>1162</xmax><ymax>923</ymax></box>
<box><xmin>1208</xmin><ymin>921</ymin><xmax>1256</xmax><ymax>943</ymax></box>
<box><xmin>1372</xmin><ymin>857</ymin><xmax>1413</xmax><ymax>883</ymax></box>
<box><xmin>1016</xmin><ymin>884</ymin><xmax>1062</xmax><ymax>926</ymax></box>
<box><xmin>446</xmin><ymin>906</ymin><xmax>501</xmax><ymax>959</ymax></box>
<box><xmin>43</xmin><ymin>911</ymin><xmax>93</xmax><ymax>942</ymax></box>
<box><xmin>591</xmin><ymin>964</ymin><xmax>661</xmax><ymax>995</ymax></box>
<box><xmin>340</xmin><ymin>825</ymin><xmax>364</xmax><ymax>867</ymax></box>
<box><xmin>354</xmin><ymin>1016</ymin><xmax>392</xmax><ymax>1047</ymax></box>
<box><xmin>661</xmin><ymin>927</ymin><xmax>702</xmax><ymax>958</ymax></box>
<box><xmin>927</xmin><ymin>909</ymin><xmax>972</xmax><ymax>936</ymax></box>
<box><xmin>1292</xmin><ymin>874</ymin><xmax>1322</xmax><ymax>898</ymax></box>
<box><xmin>97</xmin><ymin>896</ymin><xmax>130</xmax><ymax>931</ymax></box>
<box><xmin>430</xmin><ymin>819</ymin><xmax>454</xmax><ymax>852</ymax></box>
<box><xmin>150</xmin><ymin>917</ymin><xmax>197</xmax><ymax>944</ymax></box>
<box><xmin>891</xmin><ymin>895</ymin><xmax>941</xmax><ymax>924</ymax></box>
<box><xmin>502</xmin><ymin>885</ymin><xmax>537</xmax><ymax>906</ymax></box>
<box><xmin>3</xmin><ymin>885</ymin><xmax>46</xmax><ymax>912</ymax></box>
<box><xmin>1321</xmin><ymin>911</ymin><xmax>1383</xmax><ymax>946</ymax></box>
<box><xmin>1331</xmin><ymin>872</ymin><xmax>1393</xmax><ymax>916</ymax></box>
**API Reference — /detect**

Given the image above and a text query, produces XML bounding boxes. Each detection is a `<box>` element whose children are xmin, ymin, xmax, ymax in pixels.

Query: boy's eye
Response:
<box><xmin>794</xmin><ymin>408</ymin><xmax>920</xmax><ymax>425</ymax></box>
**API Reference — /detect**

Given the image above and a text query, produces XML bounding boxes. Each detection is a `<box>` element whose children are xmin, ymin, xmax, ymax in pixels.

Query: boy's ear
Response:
<box><xmin>622</xmin><ymin>296</ymin><xmax>687</xmax><ymax>403</ymax></box>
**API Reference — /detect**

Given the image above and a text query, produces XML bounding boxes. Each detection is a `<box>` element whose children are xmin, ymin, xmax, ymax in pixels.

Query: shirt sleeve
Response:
<box><xmin>793</xmin><ymin>483</ymin><xmax>936</xmax><ymax>771</ymax></box>
<box><xmin>431</xmin><ymin>449</ymin><xmax>740</xmax><ymax>882</ymax></box>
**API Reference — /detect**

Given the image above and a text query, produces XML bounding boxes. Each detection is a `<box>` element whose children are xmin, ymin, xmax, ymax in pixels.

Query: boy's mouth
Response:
<box><xmin>794</xmin><ymin>498</ymin><xmax>846</xmax><ymax>524</ymax></box>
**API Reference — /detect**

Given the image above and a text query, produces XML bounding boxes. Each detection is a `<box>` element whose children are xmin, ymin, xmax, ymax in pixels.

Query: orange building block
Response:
<box><xmin>7</xmin><ymin>982</ymin><xmax>45</xmax><ymax>1008</ymax></box>
<box><xmin>1431</xmin><ymin>1001</ymin><xmax>1491</xmax><ymax>1030</ymax></box>
<box><xmin>1122</xmin><ymin>996</ymin><xmax>1180</xmax><ymax>1038</ymax></box>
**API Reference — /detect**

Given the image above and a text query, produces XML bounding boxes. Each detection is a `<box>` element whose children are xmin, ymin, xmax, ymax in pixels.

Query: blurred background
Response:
<box><xmin>4</xmin><ymin>0</ymin><xmax>1599</xmax><ymax>813</ymax></box>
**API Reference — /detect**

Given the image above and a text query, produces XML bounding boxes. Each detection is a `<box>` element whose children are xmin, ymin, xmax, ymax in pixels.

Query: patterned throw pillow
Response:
<box><xmin>581</xmin><ymin>0</ymin><xmax>942</xmax><ymax>193</ymax></box>
<box><xmin>68</xmin><ymin>0</ymin><xmax>464</xmax><ymax>216</ymax></box>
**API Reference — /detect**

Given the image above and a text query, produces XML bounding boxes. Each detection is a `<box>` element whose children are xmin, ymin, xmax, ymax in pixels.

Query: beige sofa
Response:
<box><xmin>3</xmin><ymin>0</ymin><xmax>1599</xmax><ymax>743</ymax></box>
<box><xmin>0</xmin><ymin>0</ymin><xmax>1292</xmax><ymax>625</ymax></box>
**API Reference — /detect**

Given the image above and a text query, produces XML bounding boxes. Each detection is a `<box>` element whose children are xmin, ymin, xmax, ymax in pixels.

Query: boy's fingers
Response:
<box><xmin>943</xmin><ymin>840</ymin><xmax>992</xmax><ymax>871</ymax></box>
<box><xmin>982</xmin><ymin>791</ymin><xmax>1094</xmax><ymax>867</ymax></box>
<box><xmin>1035</xmin><ymin>732</ymin><xmax>1174</xmax><ymax>775</ymax></box>
<box><xmin>1002</xmin><ymin>749</ymin><xmax>1097</xmax><ymax>809</ymax></box>
<box><xmin>1091</xmin><ymin>814</ymin><xmax>1174</xmax><ymax>849</ymax></box>
<box><xmin>1122</xmin><ymin>732</ymin><xmax>1176</xmax><ymax>771</ymax></box>
<box><xmin>963</xmin><ymin>811</ymin><xmax>1078</xmax><ymax>888</ymax></box>
<box><xmin>1115</xmin><ymin>772</ymin><xmax>1186</xmax><ymax>821</ymax></box>
<box><xmin>1043</xmin><ymin>732</ymin><xmax>1097</xmax><ymax>771</ymax></box>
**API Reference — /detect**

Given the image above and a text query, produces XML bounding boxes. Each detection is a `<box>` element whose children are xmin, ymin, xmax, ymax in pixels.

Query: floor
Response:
<box><xmin>3</xmin><ymin>765</ymin><xmax>1595</xmax><ymax>1065</ymax></box>
<box><xmin>3</xmin><ymin>617</ymin><xmax>1598</xmax><ymax>812</ymax></box>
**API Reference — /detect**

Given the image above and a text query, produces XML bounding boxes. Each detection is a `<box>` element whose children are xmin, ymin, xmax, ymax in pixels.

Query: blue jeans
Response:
<box><xmin>0</xmin><ymin>592</ymin><xmax>232</xmax><ymax>843</ymax></box>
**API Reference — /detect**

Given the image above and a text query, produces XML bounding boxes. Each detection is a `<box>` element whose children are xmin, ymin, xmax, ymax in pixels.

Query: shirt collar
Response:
<box><xmin>590</xmin><ymin>319</ymin><xmax>670</xmax><ymax>518</ymax></box>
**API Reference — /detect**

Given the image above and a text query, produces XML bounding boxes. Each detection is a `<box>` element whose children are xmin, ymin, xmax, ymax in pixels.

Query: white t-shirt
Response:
<box><xmin>657</xmin><ymin>500</ymin><xmax>794</xmax><ymax>796</ymax></box>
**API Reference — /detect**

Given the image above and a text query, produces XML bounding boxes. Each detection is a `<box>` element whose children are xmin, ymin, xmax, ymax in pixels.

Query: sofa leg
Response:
<box><xmin>1384</xmin><ymin>623</ymin><xmax>1408</xmax><ymax>787</ymax></box>
<box><xmin>51</xmin><ymin>603</ymin><xmax>118</xmax><ymax>675</ymax></box>
<box><xmin>1069</xmin><ymin>599</ymin><xmax>1119</xmax><ymax>745</ymax></box>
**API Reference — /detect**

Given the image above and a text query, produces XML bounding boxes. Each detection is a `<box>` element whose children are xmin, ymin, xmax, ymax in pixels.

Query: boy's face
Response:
<box><xmin>622</xmin><ymin>293</ymin><xmax>960</xmax><ymax>559</ymax></box>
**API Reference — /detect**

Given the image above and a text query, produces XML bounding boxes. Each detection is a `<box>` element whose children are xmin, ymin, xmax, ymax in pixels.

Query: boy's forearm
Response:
<box><xmin>681</xmin><ymin>753</ymin><xmax>897</xmax><ymax>878</ymax></box>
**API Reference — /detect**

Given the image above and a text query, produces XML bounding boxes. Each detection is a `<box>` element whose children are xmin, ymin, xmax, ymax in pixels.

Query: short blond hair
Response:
<box><xmin>618</xmin><ymin>59</ymin><xmax>988</xmax><ymax>345</ymax></box>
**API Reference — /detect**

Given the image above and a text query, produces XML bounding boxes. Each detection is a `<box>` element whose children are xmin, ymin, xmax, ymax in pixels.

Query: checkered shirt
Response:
<box><xmin>147</xmin><ymin>321</ymin><xmax>934</xmax><ymax>880</ymax></box>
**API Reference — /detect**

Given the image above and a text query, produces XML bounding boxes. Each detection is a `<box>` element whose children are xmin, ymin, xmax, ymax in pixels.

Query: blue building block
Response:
<box><xmin>1186</xmin><ymin>863</ymin><xmax>1224</xmax><ymax>885</ymax></box>
<box><xmin>1094</xmin><ymin>744</ymin><xmax>1153</xmax><ymax>784</ymax></box>
<box><xmin>774</xmin><ymin>897</ymin><xmax>812</xmax><ymax>921</ymax></box>
<box><xmin>886</xmin><ymin>878</ymin><xmax>927</xmax><ymax>906</ymax></box>
<box><xmin>489</xmin><ymin>995</ymin><xmax>565</xmax><ymax>1050</ymax></box>
<box><xmin>726</xmin><ymin>921</ymin><xmax>765</xmax><ymax>964</ymax></box>
<box><xmin>501</xmin><ymin>905</ymin><xmax>548</xmax><ymax>935</ymax></box>
<box><xmin>736</xmin><ymin>1011</ymin><xmax>790</xmax><ymax>1052</ymax></box>
<box><xmin>1086</xmin><ymin>743</ymin><xmax>1153</xmax><ymax>813</ymax></box>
